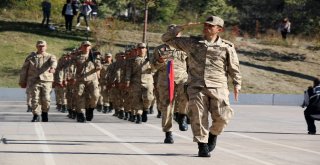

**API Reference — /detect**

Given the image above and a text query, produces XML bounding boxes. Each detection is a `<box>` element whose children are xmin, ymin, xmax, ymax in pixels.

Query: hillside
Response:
<box><xmin>0</xmin><ymin>18</ymin><xmax>319</xmax><ymax>94</ymax></box>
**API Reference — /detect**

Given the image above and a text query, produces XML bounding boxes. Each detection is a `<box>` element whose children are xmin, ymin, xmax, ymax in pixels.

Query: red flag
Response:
<box><xmin>167</xmin><ymin>60</ymin><xmax>174</xmax><ymax>106</ymax></box>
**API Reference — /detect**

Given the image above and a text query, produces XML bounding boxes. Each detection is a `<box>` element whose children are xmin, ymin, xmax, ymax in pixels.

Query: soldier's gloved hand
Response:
<box><xmin>49</xmin><ymin>67</ymin><xmax>55</xmax><ymax>73</ymax></box>
<box><xmin>19</xmin><ymin>82</ymin><xmax>27</xmax><ymax>88</ymax></box>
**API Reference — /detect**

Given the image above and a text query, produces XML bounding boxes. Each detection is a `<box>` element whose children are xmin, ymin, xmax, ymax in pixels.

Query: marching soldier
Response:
<box><xmin>125</xmin><ymin>43</ymin><xmax>154</xmax><ymax>124</ymax></box>
<box><xmin>162</xmin><ymin>16</ymin><xmax>241</xmax><ymax>157</ymax></box>
<box><xmin>19</xmin><ymin>40</ymin><xmax>57</xmax><ymax>122</ymax></box>
<box><xmin>72</xmin><ymin>41</ymin><xmax>101</xmax><ymax>122</ymax></box>
<box><xmin>152</xmin><ymin>25</ymin><xmax>189</xmax><ymax>143</ymax></box>
<box><xmin>54</xmin><ymin>53</ymin><xmax>68</xmax><ymax>113</ymax></box>
<box><xmin>98</xmin><ymin>53</ymin><xmax>113</xmax><ymax>113</ymax></box>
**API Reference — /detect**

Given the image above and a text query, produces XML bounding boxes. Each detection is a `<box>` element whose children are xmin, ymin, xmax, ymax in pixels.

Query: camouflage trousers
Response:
<box><xmin>98</xmin><ymin>85</ymin><xmax>110</xmax><ymax>106</ymax></box>
<box><xmin>110</xmin><ymin>87</ymin><xmax>124</xmax><ymax>111</ymax></box>
<box><xmin>187</xmin><ymin>86</ymin><xmax>234</xmax><ymax>143</ymax></box>
<box><xmin>74</xmin><ymin>80</ymin><xmax>100</xmax><ymax>113</ymax></box>
<box><xmin>130</xmin><ymin>83</ymin><xmax>154</xmax><ymax>115</ymax></box>
<box><xmin>55</xmin><ymin>86</ymin><xmax>67</xmax><ymax>105</ymax></box>
<box><xmin>66</xmin><ymin>83</ymin><xmax>76</xmax><ymax>110</ymax></box>
<box><xmin>29</xmin><ymin>81</ymin><xmax>53</xmax><ymax>115</ymax></box>
<box><xmin>157</xmin><ymin>82</ymin><xmax>188</xmax><ymax>132</ymax></box>
<box><xmin>26</xmin><ymin>87</ymin><xmax>32</xmax><ymax>106</ymax></box>
<box><xmin>123</xmin><ymin>89</ymin><xmax>131</xmax><ymax>113</ymax></box>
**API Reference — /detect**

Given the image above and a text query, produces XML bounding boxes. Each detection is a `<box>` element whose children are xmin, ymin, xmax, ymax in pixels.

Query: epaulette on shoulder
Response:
<box><xmin>221</xmin><ymin>39</ymin><xmax>234</xmax><ymax>47</ymax></box>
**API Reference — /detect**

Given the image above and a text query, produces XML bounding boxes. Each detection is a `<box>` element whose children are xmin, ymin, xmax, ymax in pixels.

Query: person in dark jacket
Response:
<box><xmin>62</xmin><ymin>0</ymin><xmax>77</xmax><ymax>32</ymax></box>
<box><xmin>41</xmin><ymin>0</ymin><xmax>51</xmax><ymax>27</ymax></box>
<box><xmin>302</xmin><ymin>78</ymin><xmax>320</xmax><ymax>135</ymax></box>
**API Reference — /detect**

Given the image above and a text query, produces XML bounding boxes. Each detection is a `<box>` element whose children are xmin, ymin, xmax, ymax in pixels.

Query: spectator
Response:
<box><xmin>302</xmin><ymin>78</ymin><xmax>320</xmax><ymax>135</ymax></box>
<box><xmin>62</xmin><ymin>0</ymin><xmax>77</xmax><ymax>32</ymax></box>
<box><xmin>76</xmin><ymin>0</ymin><xmax>92</xmax><ymax>31</ymax></box>
<box><xmin>280</xmin><ymin>17</ymin><xmax>291</xmax><ymax>40</ymax></box>
<box><xmin>90</xmin><ymin>0</ymin><xmax>98</xmax><ymax>20</ymax></box>
<box><xmin>41</xmin><ymin>0</ymin><xmax>51</xmax><ymax>27</ymax></box>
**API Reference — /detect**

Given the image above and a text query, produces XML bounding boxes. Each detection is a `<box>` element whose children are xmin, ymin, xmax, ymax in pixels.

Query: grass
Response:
<box><xmin>0</xmin><ymin>14</ymin><xmax>320</xmax><ymax>94</ymax></box>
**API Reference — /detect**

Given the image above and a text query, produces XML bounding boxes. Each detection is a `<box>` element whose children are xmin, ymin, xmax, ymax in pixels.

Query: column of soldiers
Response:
<box><xmin>20</xmin><ymin>15</ymin><xmax>241</xmax><ymax>157</ymax></box>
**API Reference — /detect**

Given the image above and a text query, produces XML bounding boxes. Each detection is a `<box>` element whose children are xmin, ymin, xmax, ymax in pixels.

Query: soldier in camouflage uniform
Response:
<box><xmin>98</xmin><ymin>53</ymin><xmax>113</xmax><ymax>113</ymax></box>
<box><xmin>125</xmin><ymin>43</ymin><xmax>154</xmax><ymax>124</ymax></box>
<box><xmin>106</xmin><ymin>52</ymin><xmax>126</xmax><ymax>118</ymax></box>
<box><xmin>19</xmin><ymin>40</ymin><xmax>57</xmax><ymax>122</ymax></box>
<box><xmin>162</xmin><ymin>16</ymin><xmax>241</xmax><ymax>157</ymax></box>
<box><xmin>54</xmin><ymin>53</ymin><xmax>68</xmax><ymax>113</ymax></box>
<box><xmin>72</xmin><ymin>41</ymin><xmax>101</xmax><ymax>122</ymax></box>
<box><xmin>152</xmin><ymin>28</ymin><xmax>189</xmax><ymax>143</ymax></box>
<box><xmin>56</xmin><ymin>51</ymin><xmax>77</xmax><ymax>119</ymax></box>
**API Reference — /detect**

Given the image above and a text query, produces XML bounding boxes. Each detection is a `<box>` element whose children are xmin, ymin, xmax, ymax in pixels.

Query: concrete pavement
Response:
<box><xmin>0</xmin><ymin>100</ymin><xmax>319</xmax><ymax>165</ymax></box>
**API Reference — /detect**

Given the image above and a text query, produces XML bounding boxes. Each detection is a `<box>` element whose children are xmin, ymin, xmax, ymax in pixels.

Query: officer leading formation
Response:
<box><xmin>19</xmin><ymin>15</ymin><xmax>241</xmax><ymax>157</ymax></box>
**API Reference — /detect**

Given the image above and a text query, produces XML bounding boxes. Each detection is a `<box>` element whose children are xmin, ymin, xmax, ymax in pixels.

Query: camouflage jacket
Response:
<box><xmin>19</xmin><ymin>52</ymin><xmax>57</xmax><ymax>85</ymax></box>
<box><xmin>152</xmin><ymin>44</ymin><xmax>188</xmax><ymax>84</ymax></box>
<box><xmin>162</xmin><ymin>27</ymin><xmax>241</xmax><ymax>89</ymax></box>
<box><xmin>99</xmin><ymin>62</ymin><xmax>112</xmax><ymax>84</ymax></box>
<box><xmin>125</xmin><ymin>56</ymin><xmax>153</xmax><ymax>86</ymax></box>
<box><xmin>72</xmin><ymin>53</ymin><xmax>101</xmax><ymax>82</ymax></box>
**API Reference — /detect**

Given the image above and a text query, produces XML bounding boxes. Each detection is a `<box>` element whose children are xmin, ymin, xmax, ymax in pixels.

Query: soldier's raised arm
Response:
<box><xmin>161</xmin><ymin>23</ymin><xmax>201</xmax><ymax>54</ymax></box>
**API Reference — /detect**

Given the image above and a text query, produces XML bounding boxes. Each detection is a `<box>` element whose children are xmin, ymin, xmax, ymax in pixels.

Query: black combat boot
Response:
<box><xmin>71</xmin><ymin>111</ymin><xmax>77</xmax><ymax>119</ymax></box>
<box><xmin>157</xmin><ymin>110</ymin><xmax>161</xmax><ymax>118</ymax></box>
<box><xmin>130</xmin><ymin>115</ymin><xmax>136</xmax><ymax>122</ymax></box>
<box><xmin>61</xmin><ymin>105</ymin><xmax>67</xmax><ymax>113</ymax></box>
<box><xmin>67</xmin><ymin>109</ymin><xmax>72</xmax><ymax>118</ymax></box>
<box><xmin>41</xmin><ymin>112</ymin><xmax>48</xmax><ymax>122</ymax></box>
<box><xmin>141</xmin><ymin>110</ymin><xmax>148</xmax><ymax>122</ymax></box>
<box><xmin>112</xmin><ymin>109</ymin><xmax>118</xmax><ymax>117</ymax></box>
<box><xmin>102</xmin><ymin>106</ymin><xmax>109</xmax><ymax>113</ymax></box>
<box><xmin>31</xmin><ymin>114</ymin><xmax>40</xmax><ymax>122</ymax></box>
<box><xmin>109</xmin><ymin>102</ymin><xmax>114</xmax><ymax>112</ymax></box>
<box><xmin>96</xmin><ymin>104</ymin><xmax>103</xmax><ymax>112</ymax></box>
<box><xmin>208</xmin><ymin>133</ymin><xmax>217</xmax><ymax>152</ymax></box>
<box><xmin>56</xmin><ymin>104</ymin><xmax>62</xmax><ymax>111</ymax></box>
<box><xmin>174</xmin><ymin>112</ymin><xmax>179</xmax><ymax>122</ymax></box>
<box><xmin>164</xmin><ymin>132</ymin><xmax>174</xmax><ymax>144</ymax></box>
<box><xmin>136</xmin><ymin>115</ymin><xmax>142</xmax><ymax>124</ymax></box>
<box><xmin>27</xmin><ymin>105</ymin><xmax>32</xmax><ymax>112</ymax></box>
<box><xmin>178</xmin><ymin>114</ymin><xmax>188</xmax><ymax>131</ymax></box>
<box><xmin>149</xmin><ymin>106</ymin><xmax>154</xmax><ymax>114</ymax></box>
<box><xmin>118</xmin><ymin>110</ymin><xmax>124</xmax><ymax>119</ymax></box>
<box><xmin>124</xmin><ymin>112</ymin><xmax>129</xmax><ymax>120</ymax></box>
<box><xmin>198</xmin><ymin>142</ymin><xmax>211</xmax><ymax>157</ymax></box>
<box><xmin>85</xmin><ymin>108</ymin><xmax>94</xmax><ymax>121</ymax></box>
<box><xmin>77</xmin><ymin>112</ymin><xmax>86</xmax><ymax>123</ymax></box>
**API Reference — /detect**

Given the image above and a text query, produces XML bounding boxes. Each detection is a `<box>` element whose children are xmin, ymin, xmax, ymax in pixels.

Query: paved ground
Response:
<box><xmin>0</xmin><ymin>101</ymin><xmax>319</xmax><ymax>165</ymax></box>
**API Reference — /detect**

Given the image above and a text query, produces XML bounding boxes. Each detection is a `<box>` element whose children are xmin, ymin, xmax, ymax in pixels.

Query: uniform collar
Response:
<box><xmin>199</xmin><ymin>36</ymin><xmax>222</xmax><ymax>47</ymax></box>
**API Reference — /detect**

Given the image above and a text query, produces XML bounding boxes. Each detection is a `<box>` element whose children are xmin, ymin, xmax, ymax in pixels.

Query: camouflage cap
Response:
<box><xmin>36</xmin><ymin>40</ymin><xmax>47</xmax><ymax>46</ymax></box>
<box><xmin>137</xmin><ymin>42</ymin><xmax>146</xmax><ymax>48</ymax></box>
<box><xmin>205</xmin><ymin>15</ymin><xmax>224</xmax><ymax>27</ymax></box>
<box><xmin>81</xmin><ymin>41</ymin><xmax>92</xmax><ymax>46</ymax></box>
<box><xmin>106</xmin><ymin>53</ymin><xmax>112</xmax><ymax>57</ymax></box>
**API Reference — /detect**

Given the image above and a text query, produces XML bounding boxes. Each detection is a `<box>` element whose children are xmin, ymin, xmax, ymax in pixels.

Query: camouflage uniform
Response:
<box><xmin>98</xmin><ymin>57</ymin><xmax>112</xmax><ymax>112</ymax></box>
<box><xmin>71</xmin><ymin>43</ymin><xmax>101</xmax><ymax>122</ymax></box>
<box><xmin>125</xmin><ymin>54</ymin><xmax>154</xmax><ymax>118</ymax></box>
<box><xmin>19</xmin><ymin>43</ymin><xmax>57</xmax><ymax>120</ymax></box>
<box><xmin>162</xmin><ymin>24</ymin><xmax>241</xmax><ymax>143</ymax></box>
<box><xmin>54</xmin><ymin>54</ymin><xmax>68</xmax><ymax>112</ymax></box>
<box><xmin>57</xmin><ymin>53</ymin><xmax>77</xmax><ymax>118</ymax></box>
<box><xmin>152</xmin><ymin>44</ymin><xmax>188</xmax><ymax>132</ymax></box>
<box><xmin>106</xmin><ymin>53</ymin><xmax>125</xmax><ymax>117</ymax></box>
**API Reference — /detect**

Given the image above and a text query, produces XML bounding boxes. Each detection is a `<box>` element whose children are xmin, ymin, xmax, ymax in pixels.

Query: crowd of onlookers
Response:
<box><xmin>41</xmin><ymin>0</ymin><xmax>98</xmax><ymax>31</ymax></box>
